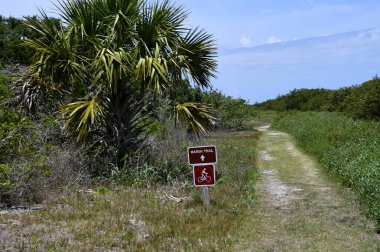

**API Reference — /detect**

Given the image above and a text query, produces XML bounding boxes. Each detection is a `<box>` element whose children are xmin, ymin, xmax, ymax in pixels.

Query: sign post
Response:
<box><xmin>188</xmin><ymin>146</ymin><xmax>217</xmax><ymax>207</ymax></box>
<box><xmin>202</xmin><ymin>186</ymin><xmax>211</xmax><ymax>206</ymax></box>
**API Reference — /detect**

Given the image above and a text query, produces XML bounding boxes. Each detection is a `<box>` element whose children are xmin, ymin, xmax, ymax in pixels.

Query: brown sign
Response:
<box><xmin>193</xmin><ymin>164</ymin><xmax>215</xmax><ymax>187</ymax></box>
<box><xmin>188</xmin><ymin>145</ymin><xmax>217</xmax><ymax>165</ymax></box>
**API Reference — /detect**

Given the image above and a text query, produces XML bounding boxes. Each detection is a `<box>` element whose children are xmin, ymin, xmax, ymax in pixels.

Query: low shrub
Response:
<box><xmin>113</xmin><ymin>123</ymin><xmax>193</xmax><ymax>187</ymax></box>
<box><xmin>202</xmin><ymin>90</ymin><xmax>255</xmax><ymax>130</ymax></box>
<box><xmin>0</xmin><ymin>74</ymin><xmax>90</xmax><ymax>205</ymax></box>
<box><xmin>0</xmin><ymin>117</ymin><xmax>90</xmax><ymax>206</ymax></box>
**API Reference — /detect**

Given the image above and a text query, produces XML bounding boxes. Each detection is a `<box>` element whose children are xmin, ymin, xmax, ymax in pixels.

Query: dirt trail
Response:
<box><xmin>237</xmin><ymin>126</ymin><xmax>380</xmax><ymax>251</ymax></box>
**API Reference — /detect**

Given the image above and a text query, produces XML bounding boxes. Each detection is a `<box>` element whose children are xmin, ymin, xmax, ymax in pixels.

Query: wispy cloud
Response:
<box><xmin>239</xmin><ymin>36</ymin><xmax>252</xmax><ymax>47</ymax></box>
<box><xmin>216</xmin><ymin>28</ymin><xmax>380</xmax><ymax>102</ymax></box>
<box><xmin>266</xmin><ymin>36</ymin><xmax>282</xmax><ymax>44</ymax></box>
<box><xmin>227</xmin><ymin>29</ymin><xmax>380</xmax><ymax>52</ymax></box>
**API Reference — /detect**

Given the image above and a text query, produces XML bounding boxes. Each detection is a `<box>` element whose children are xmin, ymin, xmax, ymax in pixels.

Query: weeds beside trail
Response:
<box><xmin>236</xmin><ymin>125</ymin><xmax>380</xmax><ymax>251</ymax></box>
<box><xmin>0</xmin><ymin>130</ymin><xmax>259</xmax><ymax>251</ymax></box>
<box><xmin>273</xmin><ymin>112</ymin><xmax>380</xmax><ymax>227</ymax></box>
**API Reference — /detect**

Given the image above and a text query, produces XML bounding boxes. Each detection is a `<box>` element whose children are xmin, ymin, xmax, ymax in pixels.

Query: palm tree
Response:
<box><xmin>20</xmin><ymin>0</ymin><xmax>217</xmax><ymax>168</ymax></box>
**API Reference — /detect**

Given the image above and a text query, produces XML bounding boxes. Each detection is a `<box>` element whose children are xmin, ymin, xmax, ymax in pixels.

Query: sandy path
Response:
<box><xmin>237</xmin><ymin>126</ymin><xmax>380</xmax><ymax>251</ymax></box>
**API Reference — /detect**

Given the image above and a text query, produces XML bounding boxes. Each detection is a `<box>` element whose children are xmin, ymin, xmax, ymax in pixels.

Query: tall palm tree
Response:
<box><xmin>20</xmin><ymin>0</ymin><xmax>217</xmax><ymax>168</ymax></box>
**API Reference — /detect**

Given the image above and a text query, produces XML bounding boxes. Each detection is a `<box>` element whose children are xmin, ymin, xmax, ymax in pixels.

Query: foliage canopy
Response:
<box><xmin>20</xmin><ymin>0</ymin><xmax>218</xmax><ymax>168</ymax></box>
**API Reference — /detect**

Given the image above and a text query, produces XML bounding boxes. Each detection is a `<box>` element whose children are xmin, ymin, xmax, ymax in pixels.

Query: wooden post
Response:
<box><xmin>202</xmin><ymin>186</ymin><xmax>211</xmax><ymax>206</ymax></box>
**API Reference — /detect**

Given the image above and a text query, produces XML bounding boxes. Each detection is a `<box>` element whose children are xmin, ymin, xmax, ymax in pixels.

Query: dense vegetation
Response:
<box><xmin>0</xmin><ymin>16</ymin><xmax>34</xmax><ymax>66</ymax></box>
<box><xmin>21</xmin><ymin>0</ymin><xmax>221</xmax><ymax>170</ymax></box>
<box><xmin>0</xmin><ymin>129</ymin><xmax>259</xmax><ymax>251</ymax></box>
<box><xmin>255</xmin><ymin>77</ymin><xmax>380</xmax><ymax>120</ymax></box>
<box><xmin>0</xmin><ymin>1</ymin><xmax>254</xmax><ymax>206</ymax></box>
<box><xmin>202</xmin><ymin>90</ymin><xmax>255</xmax><ymax>130</ymax></box>
<box><xmin>273</xmin><ymin>112</ymin><xmax>380</xmax><ymax>227</ymax></box>
<box><xmin>0</xmin><ymin>74</ymin><xmax>84</xmax><ymax>205</ymax></box>
<box><xmin>0</xmin><ymin>16</ymin><xmax>62</xmax><ymax>67</ymax></box>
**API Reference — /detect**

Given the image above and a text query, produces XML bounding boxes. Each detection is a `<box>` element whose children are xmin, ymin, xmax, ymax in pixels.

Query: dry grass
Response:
<box><xmin>0</xmin><ymin>130</ymin><xmax>260</xmax><ymax>251</ymax></box>
<box><xmin>3</xmin><ymin>125</ymin><xmax>379</xmax><ymax>251</ymax></box>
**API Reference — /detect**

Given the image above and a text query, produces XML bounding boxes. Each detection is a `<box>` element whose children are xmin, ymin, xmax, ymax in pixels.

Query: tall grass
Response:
<box><xmin>272</xmin><ymin>111</ymin><xmax>380</xmax><ymax>226</ymax></box>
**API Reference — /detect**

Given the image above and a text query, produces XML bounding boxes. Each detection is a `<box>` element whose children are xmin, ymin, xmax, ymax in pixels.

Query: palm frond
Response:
<box><xmin>137</xmin><ymin>0</ymin><xmax>187</xmax><ymax>50</ymax></box>
<box><xmin>13</xmin><ymin>77</ymin><xmax>42</xmax><ymax>113</ymax></box>
<box><xmin>60</xmin><ymin>99</ymin><xmax>105</xmax><ymax>141</ymax></box>
<box><xmin>135</xmin><ymin>47</ymin><xmax>169</xmax><ymax>93</ymax></box>
<box><xmin>175</xmin><ymin>102</ymin><xmax>218</xmax><ymax>137</ymax></box>
<box><xmin>176</xmin><ymin>27</ymin><xmax>217</xmax><ymax>88</ymax></box>
<box><xmin>91</xmin><ymin>47</ymin><xmax>134</xmax><ymax>93</ymax></box>
<box><xmin>25</xmin><ymin>15</ymin><xmax>84</xmax><ymax>91</ymax></box>
<box><xmin>56</xmin><ymin>0</ymin><xmax>100</xmax><ymax>36</ymax></box>
<box><xmin>13</xmin><ymin>74</ymin><xmax>66</xmax><ymax>113</ymax></box>
<box><xmin>25</xmin><ymin>10</ymin><xmax>61</xmax><ymax>41</ymax></box>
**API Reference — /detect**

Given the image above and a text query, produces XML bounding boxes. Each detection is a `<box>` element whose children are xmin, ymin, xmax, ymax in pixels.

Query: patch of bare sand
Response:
<box><xmin>262</xmin><ymin>169</ymin><xmax>302</xmax><ymax>207</ymax></box>
<box><xmin>258</xmin><ymin>151</ymin><xmax>275</xmax><ymax>161</ymax></box>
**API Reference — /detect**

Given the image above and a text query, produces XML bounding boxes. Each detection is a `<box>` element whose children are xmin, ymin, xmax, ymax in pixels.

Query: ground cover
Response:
<box><xmin>0</xmin><ymin>130</ymin><xmax>259</xmax><ymax>251</ymax></box>
<box><xmin>272</xmin><ymin>111</ymin><xmax>380</xmax><ymax>227</ymax></box>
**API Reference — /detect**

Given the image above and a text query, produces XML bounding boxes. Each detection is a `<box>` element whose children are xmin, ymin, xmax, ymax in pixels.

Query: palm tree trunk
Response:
<box><xmin>105</xmin><ymin>86</ymin><xmax>148</xmax><ymax>168</ymax></box>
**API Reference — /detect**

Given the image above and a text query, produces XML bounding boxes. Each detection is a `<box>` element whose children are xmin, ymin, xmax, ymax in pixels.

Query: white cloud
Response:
<box><xmin>239</xmin><ymin>36</ymin><xmax>252</xmax><ymax>47</ymax></box>
<box><xmin>218</xmin><ymin>29</ymin><xmax>380</xmax><ymax>102</ymax></box>
<box><xmin>266</xmin><ymin>36</ymin><xmax>282</xmax><ymax>44</ymax></box>
<box><xmin>355</xmin><ymin>29</ymin><xmax>380</xmax><ymax>41</ymax></box>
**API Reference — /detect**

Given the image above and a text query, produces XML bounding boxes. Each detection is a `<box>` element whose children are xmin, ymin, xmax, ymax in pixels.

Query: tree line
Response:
<box><xmin>254</xmin><ymin>76</ymin><xmax>380</xmax><ymax>120</ymax></box>
<box><xmin>0</xmin><ymin>15</ymin><xmax>63</xmax><ymax>66</ymax></box>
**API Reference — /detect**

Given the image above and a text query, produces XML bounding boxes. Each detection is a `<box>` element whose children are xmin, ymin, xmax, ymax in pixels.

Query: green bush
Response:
<box><xmin>202</xmin><ymin>90</ymin><xmax>255</xmax><ymax>130</ymax></box>
<box><xmin>273</xmin><ymin>112</ymin><xmax>380</xmax><ymax>226</ymax></box>
<box><xmin>114</xmin><ymin>123</ymin><xmax>192</xmax><ymax>187</ymax></box>
<box><xmin>254</xmin><ymin>88</ymin><xmax>332</xmax><ymax>112</ymax></box>
<box><xmin>0</xmin><ymin>164</ymin><xmax>12</xmax><ymax>193</ymax></box>
<box><xmin>0</xmin><ymin>74</ymin><xmax>89</xmax><ymax>205</ymax></box>
<box><xmin>344</xmin><ymin>77</ymin><xmax>380</xmax><ymax>120</ymax></box>
<box><xmin>0</xmin><ymin>75</ymin><xmax>10</xmax><ymax>98</ymax></box>
<box><xmin>0</xmin><ymin>16</ymin><xmax>32</xmax><ymax>65</ymax></box>
<box><xmin>0</xmin><ymin>72</ymin><xmax>205</xmax><ymax>203</ymax></box>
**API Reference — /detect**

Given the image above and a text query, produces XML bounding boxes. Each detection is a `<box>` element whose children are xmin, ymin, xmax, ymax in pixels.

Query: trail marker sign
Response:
<box><xmin>188</xmin><ymin>145</ymin><xmax>218</xmax><ymax>206</ymax></box>
<box><xmin>188</xmin><ymin>145</ymin><xmax>217</xmax><ymax>165</ymax></box>
<box><xmin>193</xmin><ymin>164</ymin><xmax>215</xmax><ymax>187</ymax></box>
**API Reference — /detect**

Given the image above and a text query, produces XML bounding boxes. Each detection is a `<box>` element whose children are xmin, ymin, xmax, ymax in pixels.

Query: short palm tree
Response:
<box><xmin>20</xmin><ymin>0</ymin><xmax>217</xmax><ymax>168</ymax></box>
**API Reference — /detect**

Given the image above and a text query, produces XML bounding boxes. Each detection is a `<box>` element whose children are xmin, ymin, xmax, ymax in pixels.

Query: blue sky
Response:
<box><xmin>2</xmin><ymin>0</ymin><xmax>380</xmax><ymax>103</ymax></box>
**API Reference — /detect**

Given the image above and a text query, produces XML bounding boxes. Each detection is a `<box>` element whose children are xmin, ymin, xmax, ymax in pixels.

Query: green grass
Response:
<box><xmin>235</xmin><ymin>124</ymin><xmax>379</xmax><ymax>251</ymax></box>
<box><xmin>0</xmin><ymin>130</ymin><xmax>260</xmax><ymax>251</ymax></box>
<box><xmin>272</xmin><ymin>111</ymin><xmax>380</xmax><ymax>227</ymax></box>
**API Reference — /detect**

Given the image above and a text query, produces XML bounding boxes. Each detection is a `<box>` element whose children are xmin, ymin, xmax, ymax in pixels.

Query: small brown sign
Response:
<box><xmin>188</xmin><ymin>145</ymin><xmax>217</xmax><ymax>165</ymax></box>
<box><xmin>193</xmin><ymin>164</ymin><xmax>216</xmax><ymax>187</ymax></box>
